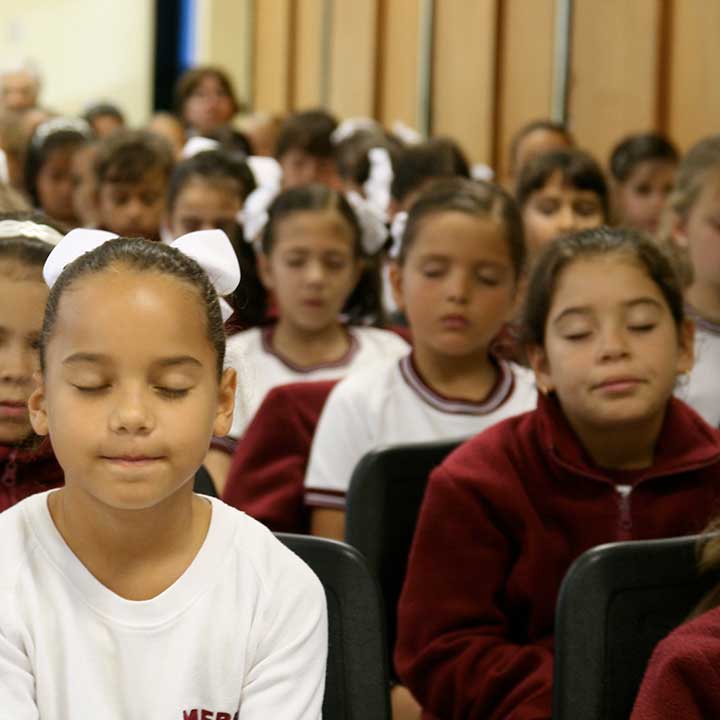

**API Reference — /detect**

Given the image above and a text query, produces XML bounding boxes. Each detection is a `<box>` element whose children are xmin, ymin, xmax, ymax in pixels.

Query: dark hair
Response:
<box><xmin>522</xmin><ymin>226</ymin><xmax>685</xmax><ymax>346</ymax></box>
<box><xmin>260</xmin><ymin>184</ymin><xmax>382</xmax><ymax>324</ymax></box>
<box><xmin>334</xmin><ymin>130</ymin><xmax>402</xmax><ymax>186</ymax></box>
<box><xmin>95</xmin><ymin>129</ymin><xmax>174</xmax><ymax>186</ymax></box>
<box><xmin>167</xmin><ymin>150</ymin><xmax>257</xmax><ymax>213</ymax></box>
<box><xmin>276</xmin><ymin>110</ymin><xmax>338</xmax><ymax>160</ymax></box>
<box><xmin>509</xmin><ymin>119</ymin><xmax>574</xmax><ymax>175</ymax></box>
<box><xmin>40</xmin><ymin>238</ymin><xmax>226</xmax><ymax>378</ymax></box>
<box><xmin>516</xmin><ymin>148</ymin><xmax>610</xmax><ymax>220</ymax></box>
<box><xmin>25</xmin><ymin>119</ymin><xmax>90</xmax><ymax>207</ymax></box>
<box><xmin>0</xmin><ymin>211</ymin><xmax>55</xmax><ymax>273</ymax></box>
<box><xmin>174</xmin><ymin>66</ymin><xmax>241</xmax><ymax>121</ymax></box>
<box><xmin>83</xmin><ymin>102</ymin><xmax>125</xmax><ymax>128</ymax></box>
<box><xmin>610</xmin><ymin>132</ymin><xmax>679</xmax><ymax>182</ymax></box>
<box><xmin>399</xmin><ymin>177</ymin><xmax>526</xmax><ymax>279</ymax></box>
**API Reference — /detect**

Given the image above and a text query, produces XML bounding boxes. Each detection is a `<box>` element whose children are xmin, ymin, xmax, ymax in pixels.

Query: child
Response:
<box><xmin>226</xmin><ymin>183</ymin><xmax>409</xmax><ymax>440</ymax></box>
<box><xmin>630</xmin><ymin>524</ymin><xmax>720</xmax><ymax>719</ymax></box>
<box><xmin>516</xmin><ymin>147</ymin><xmax>608</xmax><ymax>257</ymax></box>
<box><xmin>276</xmin><ymin>109</ymin><xmax>339</xmax><ymax>189</ymax></box>
<box><xmin>508</xmin><ymin>119</ymin><xmax>574</xmax><ymax>187</ymax></box>
<box><xmin>610</xmin><ymin>131</ymin><xmax>679</xmax><ymax>234</ymax></box>
<box><xmin>0</xmin><ymin>227</ymin><xmax>327</xmax><ymax>717</ymax></box>
<box><xmin>395</xmin><ymin>227</ymin><xmax>720</xmax><ymax>720</ymax></box>
<box><xmin>0</xmin><ymin>213</ymin><xmax>64</xmax><ymax>512</ymax></box>
<box><xmin>94</xmin><ymin>129</ymin><xmax>174</xmax><ymax>241</ymax></box>
<box><xmin>304</xmin><ymin>178</ymin><xmax>537</xmax><ymax>541</ymax></box>
<box><xmin>661</xmin><ymin>134</ymin><xmax>720</xmax><ymax>427</ymax></box>
<box><xmin>82</xmin><ymin>101</ymin><xmax>125</xmax><ymax>138</ymax></box>
<box><xmin>25</xmin><ymin>117</ymin><xmax>91</xmax><ymax>227</ymax></box>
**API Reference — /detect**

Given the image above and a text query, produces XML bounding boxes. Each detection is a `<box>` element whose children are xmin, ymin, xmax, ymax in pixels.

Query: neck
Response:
<box><xmin>271</xmin><ymin>319</ymin><xmax>350</xmax><ymax>367</ymax></box>
<box><xmin>565</xmin><ymin>407</ymin><xmax>665</xmax><ymax>471</ymax></box>
<box><xmin>686</xmin><ymin>281</ymin><xmax>720</xmax><ymax>324</ymax></box>
<box><xmin>412</xmin><ymin>344</ymin><xmax>498</xmax><ymax>402</ymax></box>
<box><xmin>48</xmin><ymin>484</ymin><xmax>210</xmax><ymax>600</ymax></box>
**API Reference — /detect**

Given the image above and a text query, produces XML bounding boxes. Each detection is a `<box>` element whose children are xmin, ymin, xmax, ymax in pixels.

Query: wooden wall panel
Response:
<box><xmin>569</xmin><ymin>0</ymin><xmax>661</xmax><ymax>165</ymax></box>
<box><xmin>667</xmin><ymin>0</ymin><xmax>720</xmax><ymax>151</ymax></box>
<box><xmin>327</xmin><ymin>0</ymin><xmax>380</xmax><ymax>119</ymax></box>
<box><xmin>495</xmin><ymin>0</ymin><xmax>556</xmax><ymax>182</ymax></box>
<box><xmin>377</xmin><ymin>0</ymin><xmax>422</xmax><ymax>130</ymax></box>
<box><xmin>253</xmin><ymin>0</ymin><xmax>293</xmax><ymax>113</ymax></box>
<box><xmin>293</xmin><ymin>0</ymin><xmax>325</xmax><ymax>110</ymax></box>
<box><xmin>432</xmin><ymin>0</ymin><xmax>499</xmax><ymax>164</ymax></box>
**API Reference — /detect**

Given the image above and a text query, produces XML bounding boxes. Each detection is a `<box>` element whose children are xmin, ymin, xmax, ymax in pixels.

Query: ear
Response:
<box><xmin>256</xmin><ymin>251</ymin><xmax>275</xmax><ymax>291</ymax></box>
<box><xmin>212</xmin><ymin>367</ymin><xmax>237</xmax><ymax>437</ymax></box>
<box><xmin>676</xmin><ymin>318</ymin><xmax>695</xmax><ymax>375</ymax></box>
<box><xmin>388</xmin><ymin>261</ymin><xmax>405</xmax><ymax>313</ymax></box>
<box><xmin>670</xmin><ymin>211</ymin><xmax>688</xmax><ymax>249</ymax></box>
<box><xmin>28</xmin><ymin>372</ymin><xmax>49</xmax><ymax>437</ymax></box>
<box><xmin>526</xmin><ymin>343</ymin><xmax>555</xmax><ymax>396</ymax></box>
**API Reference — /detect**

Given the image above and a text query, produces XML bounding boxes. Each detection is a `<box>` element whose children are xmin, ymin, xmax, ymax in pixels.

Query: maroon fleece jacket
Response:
<box><xmin>222</xmin><ymin>380</ymin><xmax>338</xmax><ymax>533</ymax></box>
<box><xmin>395</xmin><ymin>394</ymin><xmax>720</xmax><ymax>720</ymax></box>
<box><xmin>0</xmin><ymin>440</ymin><xmax>64</xmax><ymax>512</ymax></box>
<box><xmin>631</xmin><ymin>603</ymin><xmax>720</xmax><ymax>719</ymax></box>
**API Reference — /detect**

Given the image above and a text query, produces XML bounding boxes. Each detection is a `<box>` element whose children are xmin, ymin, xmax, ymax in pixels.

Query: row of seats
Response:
<box><xmin>209</xmin><ymin>446</ymin><xmax>718</xmax><ymax>719</ymax></box>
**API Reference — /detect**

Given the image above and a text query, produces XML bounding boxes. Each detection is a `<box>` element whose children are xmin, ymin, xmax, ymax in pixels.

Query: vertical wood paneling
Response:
<box><xmin>569</xmin><ymin>0</ymin><xmax>661</xmax><ymax>164</ymax></box>
<box><xmin>327</xmin><ymin>0</ymin><xmax>380</xmax><ymax>118</ymax></box>
<box><xmin>495</xmin><ymin>0</ymin><xmax>556</xmax><ymax>182</ymax></box>
<box><xmin>253</xmin><ymin>0</ymin><xmax>293</xmax><ymax>113</ymax></box>
<box><xmin>377</xmin><ymin>0</ymin><xmax>422</xmax><ymax>130</ymax></box>
<box><xmin>667</xmin><ymin>0</ymin><xmax>720</xmax><ymax>151</ymax></box>
<box><xmin>432</xmin><ymin>0</ymin><xmax>499</xmax><ymax>164</ymax></box>
<box><xmin>293</xmin><ymin>0</ymin><xmax>325</xmax><ymax>109</ymax></box>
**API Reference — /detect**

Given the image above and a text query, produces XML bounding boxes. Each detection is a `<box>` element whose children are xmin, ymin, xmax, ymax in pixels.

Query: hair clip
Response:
<box><xmin>181</xmin><ymin>136</ymin><xmax>221</xmax><ymax>159</ymax></box>
<box><xmin>388</xmin><ymin>211</ymin><xmax>408</xmax><ymax>259</ymax></box>
<box><xmin>346</xmin><ymin>191</ymin><xmax>388</xmax><ymax>256</ymax></box>
<box><xmin>32</xmin><ymin>117</ymin><xmax>91</xmax><ymax>148</ymax></box>
<box><xmin>0</xmin><ymin>219</ymin><xmax>63</xmax><ymax>246</ymax></box>
<box><xmin>43</xmin><ymin>228</ymin><xmax>240</xmax><ymax>321</ymax></box>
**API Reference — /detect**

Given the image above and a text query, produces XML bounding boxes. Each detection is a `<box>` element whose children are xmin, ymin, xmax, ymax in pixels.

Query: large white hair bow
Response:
<box><xmin>43</xmin><ymin>228</ymin><xmax>241</xmax><ymax>321</ymax></box>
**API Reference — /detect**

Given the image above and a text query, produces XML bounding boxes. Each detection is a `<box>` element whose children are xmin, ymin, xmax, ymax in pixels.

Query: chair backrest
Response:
<box><xmin>553</xmin><ymin>534</ymin><xmax>720</xmax><ymax>720</ymax></box>
<box><xmin>193</xmin><ymin>465</ymin><xmax>217</xmax><ymax>497</ymax></box>
<box><xmin>276</xmin><ymin>533</ymin><xmax>391</xmax><ymax>720</ymax></box>
<box><xmin>344</xmin><ymin>440</ymin><xmax>461</xmax><ymax>675</ymax></box>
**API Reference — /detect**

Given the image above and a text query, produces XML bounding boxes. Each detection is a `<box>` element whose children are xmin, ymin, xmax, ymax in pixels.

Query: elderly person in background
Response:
<box><xmin>0</xmin><ymin>59</ymin><xmax>41</xmax><ymax>114</ymax></box>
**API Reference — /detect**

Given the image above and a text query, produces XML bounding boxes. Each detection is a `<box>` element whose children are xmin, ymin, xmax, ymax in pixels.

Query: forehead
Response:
<box><xmin>274</xmin><ymin>209</ymin><xmax>354</xmax><ymax>244</ymax></box>
<box><xmin>1</xmin><ymin>70</ymin><xmax>37</xmax><ymax>90</ymax></box>
<box><xmin>47</xmin><ymin>269</ymin><xmax>212</xmax><ymax>362</ymax></box>
<box><xmin>102</xmin><ymin>169</ymin><xmax>166</xmax><ymax>194</ymax></box>
<box><xmin>175</xmin><ymin>178</ymin><xmax>242</xmax><ymax>210</ymax></box>
<box><xmin>516</xmin><ymin>129</ymin><xmax>571</xmax><ymax>167</ymax></box>
<box><xmin>627</xmin><ymin>159</ymin><xmax>677</xmax><ymax>183</ymax></box>
<box><xmin>410</xmin><ymin>211</ymin><xmax>508</xmax><ymax>257</ymax></box>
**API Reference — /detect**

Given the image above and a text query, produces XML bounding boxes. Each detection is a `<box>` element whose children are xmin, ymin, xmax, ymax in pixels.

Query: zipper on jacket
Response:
<box><xmin>615</xmin><ymin>484</ymin><xmax>633</xmax><ymax>540</ymax></box>
<box><xmin>1</xmin><ymin>448</ymin><xmax>18</xmax><ymax>487</ymax></box>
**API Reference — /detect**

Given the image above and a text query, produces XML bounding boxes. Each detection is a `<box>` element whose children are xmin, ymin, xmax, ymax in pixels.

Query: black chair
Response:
<box><xmin>553</xmin><ymin>534</ymin><xmax>720</xmax><ymax>720</ymax></box>
<box><xmin>193</xmin><ymin>465</ymin><xmax>217</xmax><ymax>497</ymax></box>
<box><xmin>344</xmin><ymin>440</ymin><xmax>461</xmax><ymax>676</ymax></box>
<box><xmin>276</xmin><ymin>533</ymin><xmax>391</xmax><ymax>720</ymax></box>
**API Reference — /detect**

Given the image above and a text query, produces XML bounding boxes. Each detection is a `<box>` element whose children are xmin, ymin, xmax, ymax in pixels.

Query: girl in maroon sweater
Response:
<box><xmin>395</xmin><ymin>226</ymin><xmax>720</xmax><ymax>720</ymax></box>
<box><xmin>0</xmin><ymin>216</ymin><xmax>64</xmax><ymax>511</ymax></box>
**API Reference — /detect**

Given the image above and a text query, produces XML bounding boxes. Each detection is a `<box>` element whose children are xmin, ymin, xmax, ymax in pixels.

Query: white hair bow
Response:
<box><xmin>181</xmin><ymin>136</ymin><xmax>221</xmax><ymax>159</ymax></box>
<box><xmin>345</xmin><ymin>191</ymin><xmax>389</xmax><ymax>255</ymax></box>
<box><xmin>43</xmin><ymin>228</ymin><xmax>241</xmax><ymax>321</ymax></box>
<box><xmin>388</xmin><ymin>211</ymin><xmax>408</xmax><ymax>259</ymax></box>
<box><xmin>0</xmin><ymin>219</ymin><xmax>63</xmax><ymax>246</ymax></box>
<box><xmin>238</xmin><ymin>156</ymin><xmax>283</xmax><ymax>244</ymax></box>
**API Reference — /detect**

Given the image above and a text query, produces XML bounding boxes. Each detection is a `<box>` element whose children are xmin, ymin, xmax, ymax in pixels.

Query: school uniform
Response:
<box><xmin>676</xmin><ymin>310</ymin><xmax>720</xmax><ymax>427</ymax></box>
<box><xmin>225</xmin><ymin>324</ymin><xmax>409</xmax><ymax>439</ymax></box>
<box><xmin>222</xmin><ymin>380</ymin><xmax>338</xmax><ymax>533</ymax></box>
<box><xmin>395</xmin><ymin>393</ymin><xmax>720</xmax><ymax>720</ymax></box>
<box><xmin>0</xmin><ymin>441</ymin><xmax>63</xmax><ymax>512</ymax></box>
<box><xmin>631</xmin><ymin>604</ymin><xmax>720</xmax><ymax>719</ymax></box>
<box><xmin>304</xmin><ymin>354</ymin><xmax>537</xmax><ymax>510</ymax></box>
<box><xmin>0</xmin><ymin>491</ymin><xmax>327</xmax><ymax>719</ymax></box>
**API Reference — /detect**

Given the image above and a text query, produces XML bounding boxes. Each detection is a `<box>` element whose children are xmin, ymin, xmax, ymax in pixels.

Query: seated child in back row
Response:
<box><xmin>93</xmin><ymin>129</ymin><xmax>175</xmax><ymax>242</ymax></box>
<box><xmin>0</xmin><ymin>228</ymin><xmax>326</xmax><ymax>718</ymax></box>
<box><xmin>0</xmin><ymin>213</ymin><xmax>64</xmax><ymax>511</ymax></box>
<box><xmin>305</xmin><ymin>178</ymin><xmax>537</xmax><ymax>541</ymax></box>
<box><xmin>395</xmin><ymin>227</ymin><xmax>720</xmax><ymax>720</ymax></box>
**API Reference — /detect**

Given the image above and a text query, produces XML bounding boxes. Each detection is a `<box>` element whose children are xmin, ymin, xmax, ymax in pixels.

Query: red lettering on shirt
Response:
<box><xmin>183</xmin><ymin>712</ymin><xmax>198</xmax><ymax>720</ymax></box>
<box><xmin>200</xmin><ymin>711</ymin><xmax>213</xmax><ymax>720</ymax></box>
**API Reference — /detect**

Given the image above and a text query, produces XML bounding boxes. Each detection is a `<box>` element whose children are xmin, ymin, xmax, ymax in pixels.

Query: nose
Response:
<box><xmin>304</xmin><ymin>258</ymin><xmax>327</xmax><ymax>285</ymax></box>
<box><xmin>555</xmin><ymin>205</ymin><xmax>577</xmax><ymax>234</ymax></box>
<box><xmin>597</xmin><ymin>322</ymin><xmax>631</xmax><ymax>362</ymax></box>
<box><xmin>446</xmin><ymin>268</ymin><xmax>471</xmax><ymax>304</ymax></box>
<box><xmin>0</xmin><ymin>341</ymin><xmax>33</xmax><ymax>384</ymax></box>
<box><xmin>109</xmin><ymin>386</ymin><xmax>154</xmax><ymax>435</ymax></box>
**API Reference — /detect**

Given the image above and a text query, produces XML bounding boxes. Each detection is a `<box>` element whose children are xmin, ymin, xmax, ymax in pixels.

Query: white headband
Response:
<box><xmin>0</xmin><ymin>219</ymin><xmax>63</xmax><ymax>246</ymax></box>
<box><xmin>43</xmin><ymin>228</ymin><xmax>241</xmax><ymax>321</ymax></box>
<box><xmin>32</xmin><ymin>117</ymin><xmax>91</xmax><ymax>148</ymax></box>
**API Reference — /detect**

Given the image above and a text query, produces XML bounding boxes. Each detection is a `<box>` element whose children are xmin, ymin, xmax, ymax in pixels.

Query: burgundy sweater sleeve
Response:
<box><xmin>221</xmin><ymin>381</ymin><xmax>336</xmax><ymax>534</ymax></box>
<box><xmin>631</xmin><ymin>614</ymin><xmax>720</xmax><ymax>720</ymax></box>
<box><xmin>395</xmin><ymin>462</ymin><xmax>553</xmax><ymax>720</ymax></box>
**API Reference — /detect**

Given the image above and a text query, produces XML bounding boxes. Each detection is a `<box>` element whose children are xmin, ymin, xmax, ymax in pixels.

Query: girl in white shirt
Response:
<box><xmin>0</xmin><ymin>228</ymin><xmax>326</xmax><ymax>719</ymax></box>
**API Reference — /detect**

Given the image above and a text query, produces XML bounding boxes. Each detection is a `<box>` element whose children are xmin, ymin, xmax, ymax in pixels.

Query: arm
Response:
<box><xmin>310</xmin><ymin>508</ymin><xmax>345</xmax><ymax>541</ymax></box>
<box><xmin>395</xmin><ymin>464</ymin><xmax>554</xmax><ymax>720</ymax></box>
<box><xmin>0</xmin><ymin>624</ymin><xmax>39</xmax><ymax>720</ymax></box>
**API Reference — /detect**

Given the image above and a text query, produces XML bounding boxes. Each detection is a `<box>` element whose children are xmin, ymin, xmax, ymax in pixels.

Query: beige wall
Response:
<box><xmin>0</xmin><ymin>0</ymin><xmax>155</xmax><ymax>125</ymax></box>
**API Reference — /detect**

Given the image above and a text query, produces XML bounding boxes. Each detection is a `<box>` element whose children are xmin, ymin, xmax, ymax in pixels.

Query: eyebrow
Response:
<box><xmin>62</xmin><ymin>353</ymin><xmax>203</xmax><ymax>369</ymax></box>
<box><xmin>553</xmin><ymin>297</ymin><xmax>664</xmax><ymax>324</ymax></box>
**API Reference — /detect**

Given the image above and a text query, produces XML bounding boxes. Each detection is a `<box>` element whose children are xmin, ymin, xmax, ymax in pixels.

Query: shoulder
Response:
<box><xmin>225</xmin><ymin>328</ymin><xmax>263</xmax><ymax>356</ymax></box>
<box><xmin>327</xmin><ymin>356</ymin><xmax>403</xmax><ymax>404</ymax></box>
<box><xmin>350</xmin><ymin>326</ymin><xmax>410</xmax><ymax>354</ymax></box>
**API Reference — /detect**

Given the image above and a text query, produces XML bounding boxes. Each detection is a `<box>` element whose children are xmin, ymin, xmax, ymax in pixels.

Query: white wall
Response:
<box><xmin>0</xmin><ymin>0</ymin><xmax>155</xmax><ymax>125</ymax></box>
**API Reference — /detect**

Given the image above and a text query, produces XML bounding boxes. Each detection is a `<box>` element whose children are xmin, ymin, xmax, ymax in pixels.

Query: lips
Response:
<box><xmin>440</xmin><ymin>315</ymin><xmax>470</xmax><ymax>330</ymax></box>
<box><xmin>0</xmin><ymin>401</ymin><xmax>28</xmax><ymax>419</ymax></box>
<box><xmin>101</xmin><ymin>455</ymin><xmax>165</xmax><ymax>468</ymax></box>
<box><xmin>593</xmin><ymin>376</ymin><xmax>645</xmax><ymax>394</ymax></box>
